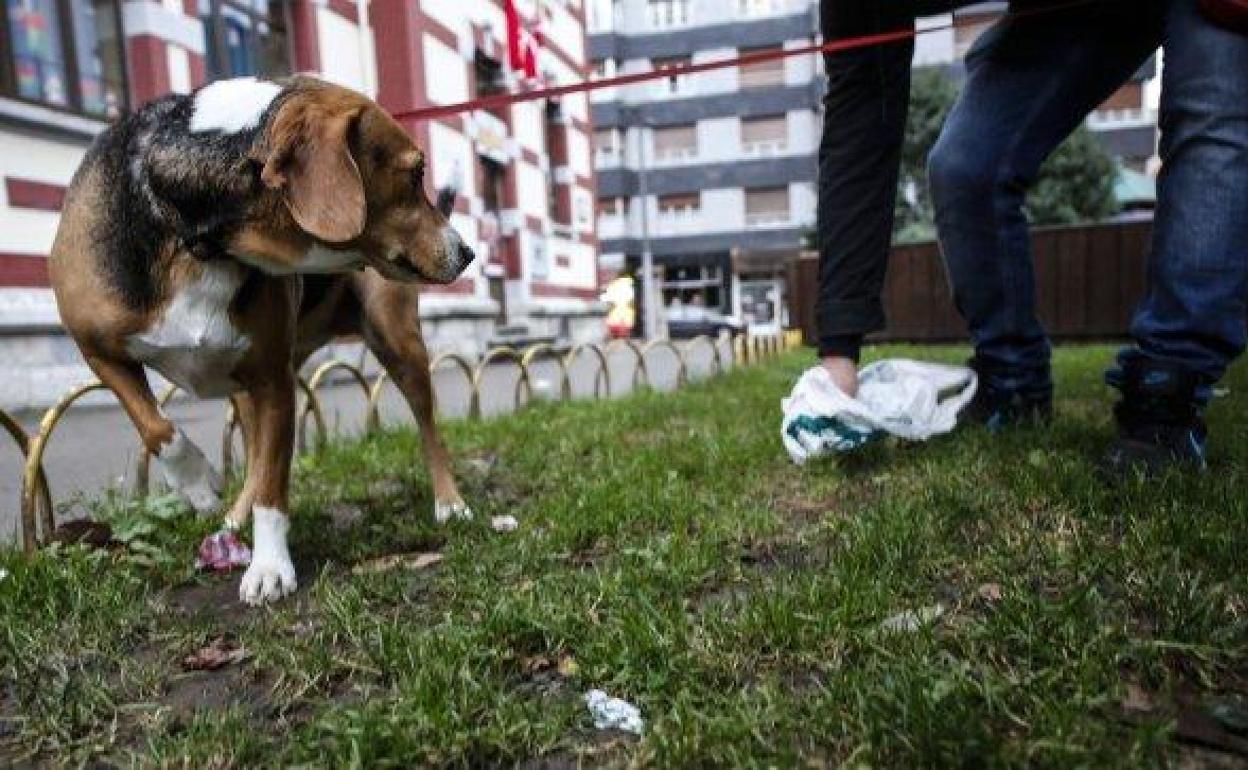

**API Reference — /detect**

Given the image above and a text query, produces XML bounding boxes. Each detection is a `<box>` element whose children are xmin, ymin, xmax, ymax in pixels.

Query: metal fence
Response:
<box><xmin>2</xmin><ymin>330</ymin><xmax>804</xmax><ymax>553</ymax></box>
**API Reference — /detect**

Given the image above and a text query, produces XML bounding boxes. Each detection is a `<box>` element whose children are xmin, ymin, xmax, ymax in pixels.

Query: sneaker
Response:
<box><xmin>961</xmin><ymin>357</ymin><xmax>1053</xmax><ymax>431</ymax></box>
<box><xmin>1101</xmin><ymin>360</ymin><xmax>1208</xmax><ymax>476</ymax></box>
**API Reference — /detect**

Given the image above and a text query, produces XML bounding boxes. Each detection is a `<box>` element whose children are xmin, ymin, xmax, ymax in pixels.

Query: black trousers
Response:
<box><xmin>816</xmin><ymin>1</ymin><xmax>963</xmax><ymax>360</ymax></box>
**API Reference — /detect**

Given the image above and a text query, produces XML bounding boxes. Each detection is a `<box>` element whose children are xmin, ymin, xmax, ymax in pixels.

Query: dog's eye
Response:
<box><xmin>412</xmin><ymin>162</ymin><xmax>425</xmax><ymax>187</ymax></box>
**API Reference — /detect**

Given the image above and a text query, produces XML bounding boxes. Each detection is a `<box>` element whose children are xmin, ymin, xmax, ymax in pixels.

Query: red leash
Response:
<box><xmin>390</xmin><ymin>0</ymin><xmax>1110</xmax><ymax>124</ymax></box>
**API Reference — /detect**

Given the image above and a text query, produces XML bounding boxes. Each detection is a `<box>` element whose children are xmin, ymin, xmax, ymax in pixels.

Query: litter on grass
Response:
<box><xmin>879</xmin><ymin>604</ymin><xmax>946</xmax><ymax>633</ymax></box>
<box><xmin>782</xmin><ymin>360</ymin><xmax>977</xmax><ymax>464</ymax></box>
<box><xmin>0</xmin><ymin>568</ymin><xmax>8</xmax><ymax>582</ymax></box>
<box><xmin>195</xmin><ymin>529</ymin><xmax>252</xmax><ymax>572</ymax></box>
<box><xmin>491</xmin><ymin>515</ymin><xmax>519</xmax><ymax>533</ymax></box>
<box><xmin>585</xmin><ymin>689</ymin><xmax>644</xmax><ymax>735</ymax></box>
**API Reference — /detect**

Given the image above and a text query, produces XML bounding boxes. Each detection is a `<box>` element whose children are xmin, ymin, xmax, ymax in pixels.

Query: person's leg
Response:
<box><xmin>1105</xmin><ymin>0</ymin><xmax>1248</xmax><ymax>473</ymax></box>
<box><xmin>928</xmin><ymin>1</ymin><xmax>1162</xmax><ymax>426</ymax></box>
<box><xmin>815</xmin><ymin>1</ymin><xmax>921</xmax><ymax>394</ymax></box>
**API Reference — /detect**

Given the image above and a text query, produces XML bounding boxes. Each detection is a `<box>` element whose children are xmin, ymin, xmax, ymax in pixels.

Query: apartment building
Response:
<box><xmin>0</xmin><ymin>0</ymin><xmax>602</xmax><ymax>409</ymax></box>
<box><xmin>587</xmin><ymin>0</ymin><xmax>821</xmax><ymax>334</ymax></box>
<box><xmin>916</xmin><ymin>3</ymin><xmax>1161</xmax><ymax>173</ymax></box>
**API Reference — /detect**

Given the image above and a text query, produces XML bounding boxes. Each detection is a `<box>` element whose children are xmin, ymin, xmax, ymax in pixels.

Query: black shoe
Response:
<box><xmin>1101</xmin><ymin>360</ymin><xmax>1208</xmax><ymax>477</ymax></box>
<box><xmin>961</xmin><ymin>357</ymin><xmax>1053</xmax><ymax>431</ymax></box>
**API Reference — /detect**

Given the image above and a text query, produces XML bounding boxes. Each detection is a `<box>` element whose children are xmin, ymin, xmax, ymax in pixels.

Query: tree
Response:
<box><xmin>894</xmin><ymin>70</ymin><xmax>1120</xmax><ymax>242</ymax></box>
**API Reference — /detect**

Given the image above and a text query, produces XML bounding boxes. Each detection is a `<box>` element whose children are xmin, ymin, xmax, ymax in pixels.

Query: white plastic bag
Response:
<box><xmin>781</xmin><ymin>359</ymin><xmax>977</xmax><ymax>464</ymax></box>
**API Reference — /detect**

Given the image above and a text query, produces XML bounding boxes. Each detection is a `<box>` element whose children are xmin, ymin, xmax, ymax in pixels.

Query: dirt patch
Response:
<box><xmin>517</xmin><ymin>731</ymin><xmax>636</xmax><ymax>770</ymax></box>
<box><xmin>161</xmin><ymin>664</ymin><xmax>275</xmax><ymax>722</ymax></box>
<box><xmin>165</xmin><ymin>577</ymin><xmax>242</xmax><ymax>621</ymax></box>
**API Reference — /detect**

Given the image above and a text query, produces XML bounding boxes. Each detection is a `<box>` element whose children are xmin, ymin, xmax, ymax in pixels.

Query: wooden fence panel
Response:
<box><xmin>788</xmin><ymin>219</ymin><xmax>1156</xmax><ymax>345</ymax></box>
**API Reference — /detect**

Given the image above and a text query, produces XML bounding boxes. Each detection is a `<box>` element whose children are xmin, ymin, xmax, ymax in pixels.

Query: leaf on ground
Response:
<box><xmin>182</xmin><ymin>637</ymin><xmax>248</xmax><ymax>671</ymax></box>
<box><xmin>351</xmin><ymin>552</ymin><xmax>443</xmax><ymax>575</ymax></box>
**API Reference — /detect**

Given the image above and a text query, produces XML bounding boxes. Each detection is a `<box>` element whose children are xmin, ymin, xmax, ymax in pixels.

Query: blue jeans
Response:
<box><xmin>930</xmin><ymin>0</ymin><xmax>1248</xmax><ymax>397</ymax></box>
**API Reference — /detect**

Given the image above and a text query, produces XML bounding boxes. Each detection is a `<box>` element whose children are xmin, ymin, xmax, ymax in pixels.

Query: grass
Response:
<box><xmin>1</xmin><ymin>344</ymin><xmax>1246</xmax><ymax>768</ymax></box>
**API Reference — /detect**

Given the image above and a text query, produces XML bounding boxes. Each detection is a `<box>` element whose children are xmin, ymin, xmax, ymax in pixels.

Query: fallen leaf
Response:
<box><xmin>351</xmin><ymin>552</ymin><xmax>443</xmax><ymax>575</ymax></box>
<box><xmin>182</xmin><ymin>637</ymin><xmax>247</xmax><ymax>671</ymax></box>
<box><xmin>976</xmin><ymin>583</ymin><xmax>1003</xmax><ymax>603</ymax></box>
<box><xmin>557</xmin><ymin>656</ymin><xmax>580</xmax><ymax>677</ymax></box>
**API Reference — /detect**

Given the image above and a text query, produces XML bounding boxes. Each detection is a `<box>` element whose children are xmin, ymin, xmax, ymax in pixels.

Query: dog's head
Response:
<box><xmin>251</xmin><ymin>78</ymin><xmax>474</xmax><ymax>283</ymax></box>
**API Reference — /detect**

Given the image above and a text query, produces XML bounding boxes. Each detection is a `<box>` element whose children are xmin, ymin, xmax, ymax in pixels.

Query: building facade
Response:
<box><xmin>587</xmin><ymin>0</ymin><xmax>821</xmax><ymax>335</ymax></box>
<box><xmin>0</xmin><ymin>0</ymin><xmax>602</xmax><ymax>409</ymax></box>
<box><xmin>915</xmin><ymin>3</ymin><xmax>1161</xmax><ymax>172</ymax></box>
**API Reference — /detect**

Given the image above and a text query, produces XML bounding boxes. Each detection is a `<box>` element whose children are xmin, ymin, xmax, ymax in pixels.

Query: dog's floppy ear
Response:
<box><xmin>260</xmin><ymin>99</ymin><xmax>366</xmax><ymax>243</ymax></box>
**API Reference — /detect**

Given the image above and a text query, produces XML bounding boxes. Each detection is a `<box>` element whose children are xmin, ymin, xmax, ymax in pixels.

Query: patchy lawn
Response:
<box><xmin>2</xmin><ymin>345</ymin><xmax>1246</xmax><ymax>768</ymax></box>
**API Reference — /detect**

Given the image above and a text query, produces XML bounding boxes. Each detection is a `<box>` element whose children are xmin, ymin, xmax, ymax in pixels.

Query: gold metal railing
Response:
<box><xmin>2</xmin><ymin>331</ymin><xmax>802</xmax><ymax>552</ymax></box>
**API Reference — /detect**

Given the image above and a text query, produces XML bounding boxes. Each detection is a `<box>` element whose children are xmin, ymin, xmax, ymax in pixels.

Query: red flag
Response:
<box><xmin>505</xmin><ymin>0</ymin><xmax>542</xmax><ymax>80</ymax></box>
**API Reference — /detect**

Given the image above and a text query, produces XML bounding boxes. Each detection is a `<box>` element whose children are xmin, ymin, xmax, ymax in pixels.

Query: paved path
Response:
<box><xmin>0</xmin><ymin>341</ymin><xmax>730</xmax><ymax>544</ymax></box>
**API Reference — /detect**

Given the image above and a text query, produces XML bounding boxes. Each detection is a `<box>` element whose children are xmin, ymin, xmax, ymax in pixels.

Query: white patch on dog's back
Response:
<box><xmin>126</xmin><ymin>261</ymin><xmax>251</xmax><ymax>397</ymax></box>
<box><xmin>190</xmin><ymin>77</ymin><xmax>282</xmax><ymax>134</ymax></box>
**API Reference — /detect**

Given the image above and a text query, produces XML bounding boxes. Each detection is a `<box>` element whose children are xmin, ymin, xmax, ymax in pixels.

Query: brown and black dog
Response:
<box><xmin>50</xmin><ymin>75</ymin><xmax>475</xmax><ymax>604</ymax></box>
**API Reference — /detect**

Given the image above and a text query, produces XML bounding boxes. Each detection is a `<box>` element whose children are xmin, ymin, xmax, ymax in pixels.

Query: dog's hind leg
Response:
<box><xmin>85</xmin><ymin>354</ymin><xmax>222</xmax><ymax>514</ymax></box>
<box><xmin>359</xmin><ymin>286</ymin><xmax>471</xmax><ymax>524</ymax></box>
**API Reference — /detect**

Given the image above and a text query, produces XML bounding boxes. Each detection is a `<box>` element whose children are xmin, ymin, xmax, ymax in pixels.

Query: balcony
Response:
<box><xmin>1087</xmin><ymin>107</ymin><xmax>1157</xmax><ymax>130</ymax></box>
<box><xmin>740</xmin><ymin>139</ymin><xmax>788</xmax><ymax>158</ymax></box>
<box><xmin>737</xmin><ymin>0</ymin><xmax>800</xmax><ymax>18</ymax></box>
<box><xmin>745</xmin><ymin>210</ymin><xmax>791</xmax><ymax>229</ymax></box>
<box><xmin>651</xmin><ymin>147</ymin><xmax>698</xmax><ymax>167</ymax></box>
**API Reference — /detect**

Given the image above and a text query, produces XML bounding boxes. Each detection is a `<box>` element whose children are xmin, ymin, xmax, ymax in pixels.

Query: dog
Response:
<box><xmin>49</xmin><ymin>75</ymin><xmax>476</xmax><ymax>604</ymax></box>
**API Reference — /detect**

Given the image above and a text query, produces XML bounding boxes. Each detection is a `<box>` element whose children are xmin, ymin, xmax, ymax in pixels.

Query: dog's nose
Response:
<box><xmin>457</xmin><ymin>241</ymin><xmax>476</xmax><ymax>270</ymax></box>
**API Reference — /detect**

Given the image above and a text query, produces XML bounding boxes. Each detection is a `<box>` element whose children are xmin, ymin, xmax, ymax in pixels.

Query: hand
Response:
<box><xmin>821</xmin><ymin>355</ymin><xmax>859</xmax><ymax>398</ymax></box>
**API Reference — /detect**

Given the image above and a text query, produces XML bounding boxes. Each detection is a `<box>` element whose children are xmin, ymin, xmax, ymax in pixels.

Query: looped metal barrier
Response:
<box><xmin>299</xmin><ymin>360</ymin><xmax>372</xmax><ymax>452</ymax></box>
<box><xmin>604</xmin><ymin>339</ymin><xmax>649</xmax><ymax>391</ymax></box>
<box><xmin>470</xmin><ymin>346</ymin><xmax>532</xmax><ymax>420</ymax></box>
<box><xmin>5</xmin><ymin>331</ymin><xmax>799</xmax><ymax>552</ymax></box>
<box><xmin>564</xmin><ymin>343</ymin><xmax>611</xmax><ymax>400</ymax></box>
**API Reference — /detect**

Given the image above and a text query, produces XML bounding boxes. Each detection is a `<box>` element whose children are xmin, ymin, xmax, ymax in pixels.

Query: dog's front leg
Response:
<box><xmin>236</xmin><ymin>367</ymin><xmax>298</xmax><ymax>605</ymax></box>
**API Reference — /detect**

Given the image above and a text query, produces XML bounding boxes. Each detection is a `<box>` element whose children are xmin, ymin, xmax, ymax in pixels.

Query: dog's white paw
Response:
<box><xmin>434</xmin><ymin>499</ymin><xmax>473</xmax><ymax>524</ymax></box>
<box><xmin>158</xmin><ymin>430</ymin><xmax>222</xmax><ymax>515</ymax></box>
<box><xmin>239</xmin><ymin>557</ymin><xmax>297</xmax><ymax>605</ymax></box>
<box><xmin>239</xmin><ymin>506</ymin><xmax>297</xmax><ymax>606</ymax></box>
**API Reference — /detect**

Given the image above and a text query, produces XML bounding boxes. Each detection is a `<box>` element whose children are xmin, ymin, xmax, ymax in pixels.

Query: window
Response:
<box><xmin>738</xmin><ymin>46</ymin><xmax>784</xmax><ymax>89</ymax></box>
<box><xmin>598</xmin><ymin>196</ymin><xmax>622</xmax><ymax>217</ymax></box>
<box><xmin>475</xmin><ymin>50</ymin><xmax>505</xmax><ymax>97</ymax></box>
<box><xmin>741</xmin><ymin>114</ymin><xmax>787</xmax><ymax>155</ymax></box>
<box><xmin>594</xmin><ymin>127</ymin><xmax>620</xmax><ymax>163</ymax></box>
<box><xmin>544</xmin><ymin>100</ymin><xmax>570</xmax><ymax>226</ymax></box>
<box><xmin>651</xmin><ymin>55</ymin><xmax>688</xmax><ymax>94</ymax></box>
<box><xmin>745</xmin><ymin>186</ymin><xmax>790</xmax><ymax>226</ymax></box>
<box><xmin>200</xmin><ymin>0</ymin><xmax>290</xmax><ymax>81</ymax></box>
<box><xmin>652</xmin><ymin>124</ymin><xmax>696</xmax><ymax>162</ymax></box>
<box><xmin>1</xmin><ymin>0</ymin><xmax>126</xmax><ymax>117</ymax></box>
<box><xmin>647</xmin><ymin>0</ymin><xmax>689</xmax><ymax>29</ymax></box>
<box><xmin>658</xmin><ymin>192</ymin><xmax>699</xmax><ymax>216</ymax></box>
<box><xmin>482</xmin><ymin>158</ymin><xmax>506</xmax><ymax>214</ymax></box>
